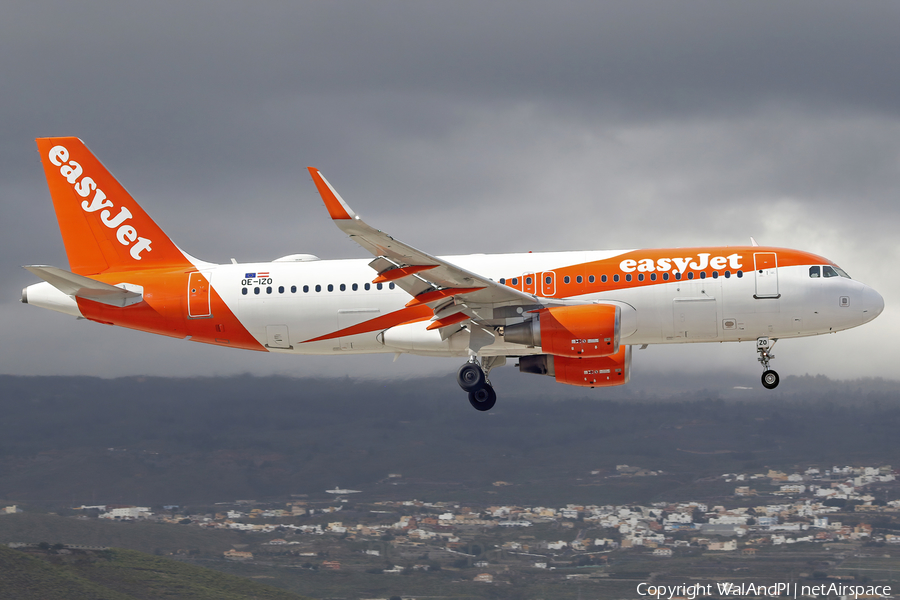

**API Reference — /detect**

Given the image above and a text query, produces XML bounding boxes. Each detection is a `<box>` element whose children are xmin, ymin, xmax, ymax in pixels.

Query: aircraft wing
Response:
<box><xmin>308</xmin><ymin>168</ymin><xmax>539</xmax><ymax>327</ymax></box>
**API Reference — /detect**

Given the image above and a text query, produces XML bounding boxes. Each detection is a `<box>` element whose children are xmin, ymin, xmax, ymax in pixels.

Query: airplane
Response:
<box><xmin>22</xmin><ymin>137</ymin><xmax>884</xmax><ymax>411</ymax></box>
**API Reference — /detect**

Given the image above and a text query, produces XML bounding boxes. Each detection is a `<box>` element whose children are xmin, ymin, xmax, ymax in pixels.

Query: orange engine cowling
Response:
<box><xmin>504</xmin><ymin>304</ymin><xmax>620</xmax><ymax>358</ymax></box>
<box><xmin>518</xmin><ymin>345</ymin><xmax>631</xmax><ymax>388</ymax></box>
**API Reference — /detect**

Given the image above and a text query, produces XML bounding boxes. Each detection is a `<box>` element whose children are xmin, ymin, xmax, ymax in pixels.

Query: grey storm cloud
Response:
<box><xmin>1</xmin><ymin>1</ymin><xmax>896</xmax><ymax>382</ymax></box>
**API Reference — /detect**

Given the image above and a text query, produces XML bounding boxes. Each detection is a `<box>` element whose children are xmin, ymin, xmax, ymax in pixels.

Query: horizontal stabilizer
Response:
<box><xmin>23</xmin><ymin>265</ymin><xmax>143</xmax><ymax>307</ymax></box>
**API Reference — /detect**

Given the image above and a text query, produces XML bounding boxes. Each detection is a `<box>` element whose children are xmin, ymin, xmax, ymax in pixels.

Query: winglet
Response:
<box><xmin>308</xmin><ymin>167</ymin><xmax>356</xmax><ymax>220</ymax></box>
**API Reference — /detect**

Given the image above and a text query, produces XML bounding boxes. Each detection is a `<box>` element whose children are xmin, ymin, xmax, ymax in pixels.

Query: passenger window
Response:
<box><xmin>315</xmin><ymin>284</ymin><xmax>321</xmax><ymax>292</ymax></box>
<box><xmin>809</xmin><ymin>266</ymin><xmax>820</xmax><ymax>278</ymax></box>
<box><xmin>663</xmin><ymin>273</ymin><xmax>669</xmax><ymax>281</ymax></box>
<box><xmin>625</xmin><ymin>274</ymin><xmax>632</xmax><ymax>282</ymax></box>
<box><xmin>512</xmin><ymin>277</ymin><xmax>518</xmax><ymax>285</ymax></box>
<box><xmin>588</xmin><ymin>275</ymin><xmax>595</xmax><ymax>283</ymax></box>
<box><xmin>499</xmin><ymin>278</ymin><xmax>505</xmax><ymax>284</ymax></box>
<box><xmin>576</xmin><ymin>275</ymin><xmax>583</xmax><ymax>283</ymax></box>
<box><xmin>525</xmin><ymin>277</ymin><xmax>532</xmax><ymax>285</ymax></box>
<box><xmin>254</xmin><ymin>287</ymin><xmax>260</xmax><ymax>295</ymax></box>
<box><xmin>699</xmin><ymin>272</ymin><xmax>706</xmax><ymax>279</ymax></box>
<box><xmin>822</xmin><ymin>266</ymin><xmax>839</xmax><ymax>278</ymax></box>
<box><xmin>278</xmin><ymin>286</ymin><xmax>285</xmax><ymax>293</ymax></box>
<box><xmin>712</xmin><ymin>272</ymin><xmax>718</xmax><ymax>279</ymax></box>
<box><xmin>266</xmin><ymin>286</ymin><xmax>272</xmax><ymax>294</ymax></box>
<box><xmin>724</xmin><ymin>271</ymin><xmax>730</xmax><ymax>278</ymax></box>
<box><xmin>242</xmin><ymin>288</ymin><xmax>248</xmax><ymax>295</ymax></box>
<box><xmin>352</xmin><ymin>283</ymin><xmax>358</xmax><ymax>291</ymax></box>
<box><xmin>687</xmin><ymin>273</ymin><xmax>694</xmax><ymax>280</ymax></box>
<box><xmin>613</xmin><ymin>274</ymin><xmax>620</xmax><ymax>282</ymax></box>
<box><xmin>365</xmin><ymin>283</ymin><xmax>371</xmax><ymax>291</ymax></box>
<box><xmin>564</xmin><ymin>276</ymin><xmax>571</xmax><ymax>284</ymax></box>
<box><xmin>601</xmin><ymin>275</ymin><xmax>608</xmax><ymax>283</ymax></box>
<box><xmin>737</xmin><ymin>270</ymin><xmax>743</xmax><ymax>278</ymax></box>
<box><xmin>327</xmin><ymin>284</ymin><xmax>334</xmax><ymax>292</ymax></box>
<box><xmin>377</xmin><ymin>283</ymin><xmax>383</xmax><ymax>290</ymax></box>
<box><xmin>637</xmin><ymin>274</ymin><xmax>644</xmax><ymax>281</ymax></box>
<box><xmin>303</xmin><ymin>285</ymin><xmax>309</xmax><ymax>293</ymax></box>
<box><xmin>389</xmin><ymin>282</ymin><xmax>395</xmax><ymax>289</ymax></box>
<box><xmin>545</xmin><ymin>276</ymin><xmax>551</xmax><ymax>285</ymax></box>
<box><xmin>675</xmin><ymin>273</ymin><xmax>682</xmax><ymax>280</ymax></box>
<box><xmin>650</xmin><ymin>273</ymin><xmax>656</xmax><ymax>281</ymax></box>
<box><xmin>340</xmin><ymin>284</ymin><xmax>346</xmax><ymax>291</ymax></box>
<box><xmin>291</xmin><ymin>285</ymin><xmax>297</xmax><ymax>293</ymax></box>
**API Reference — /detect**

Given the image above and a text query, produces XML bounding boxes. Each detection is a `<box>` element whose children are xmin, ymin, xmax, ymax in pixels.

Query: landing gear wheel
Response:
<box><xmin>761</xmin><ymin>370</ymin><xmax>780</xmax><ymax>390</ymax></box>
<box><xmin>468</xmin><ymin>385</ymin><xmax>497</xmax><ymax>411</ymax></box>
<box><xmin>457</xmin><ymin>362</ymin><xmax>485</xmax><ymax>392</ymax></box>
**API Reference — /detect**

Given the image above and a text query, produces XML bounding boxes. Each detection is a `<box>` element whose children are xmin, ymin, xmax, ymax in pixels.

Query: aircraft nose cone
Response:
<box><xmin>861</xmin><ymin>285</ymin><xmax>884</xmax><ymax>324</ymax></box>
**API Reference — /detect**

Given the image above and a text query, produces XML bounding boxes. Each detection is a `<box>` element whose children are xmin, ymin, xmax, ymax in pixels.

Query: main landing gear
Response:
<box><xmin>458</xmin><ymin>359</ymin><xmax>497</xmax><ymax>411</ymax></box>
<box><xmin>757</xmin><ymin>337</ymin><xmax>780</xmax><ymax>390</ymax></box>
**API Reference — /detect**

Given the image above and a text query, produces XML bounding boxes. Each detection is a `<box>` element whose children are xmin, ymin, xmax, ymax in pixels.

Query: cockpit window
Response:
<box><xmin>814</xmin><ymin>264</ymin><xmax>851</xmax><ymax>279</ymax></box>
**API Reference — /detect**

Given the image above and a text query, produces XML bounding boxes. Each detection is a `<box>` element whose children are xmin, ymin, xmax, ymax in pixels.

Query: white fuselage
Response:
<box><xmin>204</xmin><ymin>250</ymin><xmax>881</xmax><ymax>357</ymax></box>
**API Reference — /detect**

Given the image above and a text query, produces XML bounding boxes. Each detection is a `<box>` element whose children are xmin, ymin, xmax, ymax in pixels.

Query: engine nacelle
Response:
<box><xmin>504</xmin><ymin>304</ymin><xmax>620</xmax><ymax>358</ymax></box>
<box><xmin>518</xmin><ymin>346</ymin><xmax>631</xmax><ymax>388</ymax></box>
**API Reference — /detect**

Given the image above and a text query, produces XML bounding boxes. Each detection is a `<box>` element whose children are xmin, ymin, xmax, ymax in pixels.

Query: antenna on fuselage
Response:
<box><xmin>750</xmin><ymin>237</ymin><xmax>760</xmax><ymax>247</ymax></box>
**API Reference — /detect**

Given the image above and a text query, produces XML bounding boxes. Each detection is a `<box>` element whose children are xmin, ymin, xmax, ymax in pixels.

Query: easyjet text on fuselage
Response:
<box><xmin>619</xmin><ymin>253</ymin><xmax>743</xmax><ymax>275</ymax></box>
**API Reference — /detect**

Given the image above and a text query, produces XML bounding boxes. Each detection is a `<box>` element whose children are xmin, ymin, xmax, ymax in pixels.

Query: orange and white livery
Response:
<box><xmin>23</xmin><ymin>137</ymin><xmax>884</xmax><ymax>410</ymax></box>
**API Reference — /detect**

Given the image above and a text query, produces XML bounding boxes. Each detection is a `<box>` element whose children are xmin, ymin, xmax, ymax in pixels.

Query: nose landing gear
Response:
<box><xmin>757</xmin><ymin>337</ymin><xmax>780</xmax><ymax>390</ymax></box>
<box><xmin>457</xmin><ymin>358</ymin><xmax>497</xmax><ymax>411</ymax></box>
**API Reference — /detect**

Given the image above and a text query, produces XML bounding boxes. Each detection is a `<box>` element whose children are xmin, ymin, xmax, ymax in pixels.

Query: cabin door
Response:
<box><xmin>753</xmin><ymin>252</ymin><xmax>779</xmax><ymax>298</ymax></box>
<box><xmin>187</xmin><ymin>272</ymin><xmax>212</xmax><ymax>318</ymax></box>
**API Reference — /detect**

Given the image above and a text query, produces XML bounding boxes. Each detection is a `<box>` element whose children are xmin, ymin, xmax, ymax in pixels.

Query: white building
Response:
<box><xmin>100</xmin><ymin>506</ymin><xmax>151</xmax><ymax>520</ymax></box>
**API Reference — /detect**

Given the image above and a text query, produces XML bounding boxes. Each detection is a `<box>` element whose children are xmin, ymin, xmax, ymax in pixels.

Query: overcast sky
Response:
<box><xmin>2</xmin><ymin>1</ymin><xmax>897</xmax><ymax>387</ymax></box>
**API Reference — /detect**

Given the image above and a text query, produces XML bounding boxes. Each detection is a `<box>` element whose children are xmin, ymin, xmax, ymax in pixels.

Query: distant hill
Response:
<box><xmin>0</xmin><ymin>513</ymin><xmax>246</xmax><ymax>556</ymax></box>
<box><xmin>0</xmin><ymin>544</ymin><xmax>311</xmax><ymax>600</ymax></box>
<box><xmin>0</xmin><ymin>373</ymin><xmax>898</xmax><ymax>508</ymax></box>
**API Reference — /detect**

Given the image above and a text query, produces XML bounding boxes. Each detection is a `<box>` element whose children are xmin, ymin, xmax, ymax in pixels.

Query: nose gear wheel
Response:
<box><xmin>756</xmin><ymin>337</ymin><xmax>780</xmax><ymax>390</ymax></box>
<box><xmin>761</xmin><ymin>369</ymin><xmax>780</xmax><ymax>389</ymax></box>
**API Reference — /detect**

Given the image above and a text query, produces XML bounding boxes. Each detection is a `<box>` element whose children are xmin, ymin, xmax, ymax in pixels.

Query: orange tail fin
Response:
<box><xmin>36</xmin><ymin>137</ymin><xmax>191</xmax><ymax>275</ymax></box>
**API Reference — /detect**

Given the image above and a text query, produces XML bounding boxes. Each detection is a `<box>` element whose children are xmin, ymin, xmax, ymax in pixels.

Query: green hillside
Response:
<box><xmin>0</xmin><ymin>513</ymin><xmax>247</xmax><ymax>556</ymax></box>
<box><xmin>0</xmin><ymin>545</ymin><xmax>313</xmax><ymax>600</ymax></box>
<box><xmin>2</xmin><ymin>374</ymin><xmax>900</xmax><ymax>507</ymax></box>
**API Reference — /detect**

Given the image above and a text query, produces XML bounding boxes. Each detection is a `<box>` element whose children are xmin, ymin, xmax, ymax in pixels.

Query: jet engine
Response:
<box><xmin>518</xmin><ymin>345</ymin><xmax>631</xmax><ymax>387</ymax></box>
<box><xmin>503</xmin><ymin>304</ymin><xmax>620</xmax><ymax>358</ymax></box>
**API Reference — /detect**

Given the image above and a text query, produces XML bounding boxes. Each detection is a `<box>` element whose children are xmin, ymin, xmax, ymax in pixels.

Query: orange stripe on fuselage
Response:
<box><xmin>74</xmin><ymin>269</ymin><xmax>265</xmax><ymax>351</ymax></box>
<box><xmin>504</xmin><ymin>247</ymin><xmax>831</xmax><ymax>299</ymax></box>
<box><xmin>302</xmin><ymin>304</ymin><xmax>433</xmax><ymax>344</ymax></box>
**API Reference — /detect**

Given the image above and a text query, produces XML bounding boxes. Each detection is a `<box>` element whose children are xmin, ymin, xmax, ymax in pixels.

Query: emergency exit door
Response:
<box><xmin>540</xmin><ymin>272</ymin><xmax>556</xmax><ymax>296</ymax></box>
